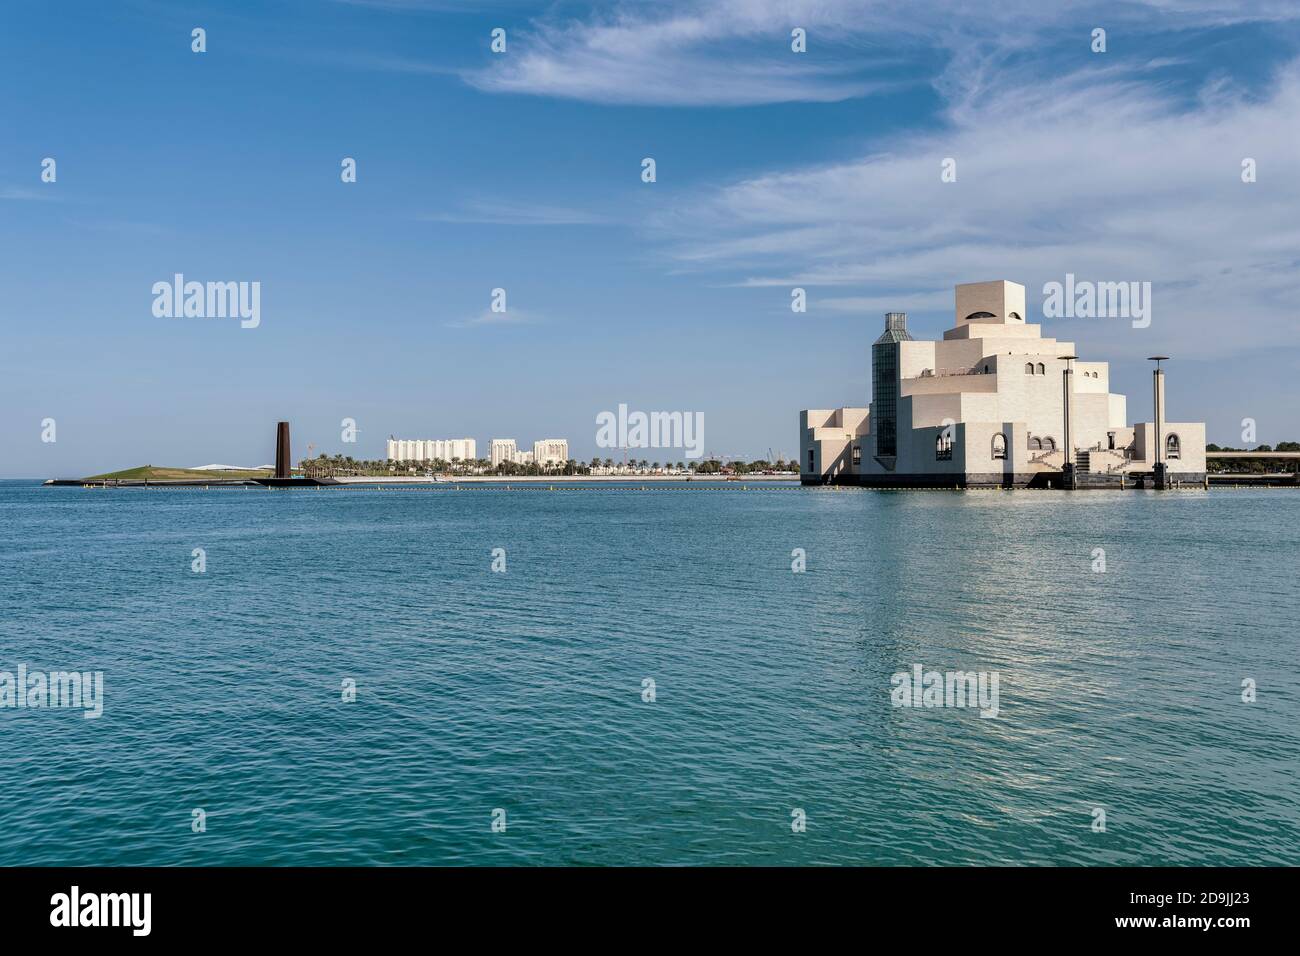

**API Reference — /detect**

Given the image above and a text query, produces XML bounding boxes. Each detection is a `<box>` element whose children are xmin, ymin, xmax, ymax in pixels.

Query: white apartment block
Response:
<box><xmin>490</xmin><ymin>439</ymin><xmax>518</xmax><ymax>468</ymax></box>
<box><xmin>487</xmin><ymin>438</ymin><xmax>567</xmax><ymax>467</ymax></box>
<box><xmin>800</xmin><ymin>280</ymin><xmax>1206</xmax><ymax>489</ymax></box>
<box><xmin>532</xmin><ymin>439</ymin><xmax>569</xmax><ymax>466</ymax></box>
<box><xmin>386</xmin><ymin>438</ymin><xmax>477</xmax><ymax>463</ymax></box>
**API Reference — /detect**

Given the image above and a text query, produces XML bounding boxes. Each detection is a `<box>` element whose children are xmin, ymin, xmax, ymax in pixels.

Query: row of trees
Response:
<box><xmin>298</xmin><ymin>453</ymin><xmax>800</xmax><ymax>478</ymax></box>
<box><xmin>585</xmin><ymin>458</ymin><xmax>795</xmax><ymax>474</ymax></box>
<box><xmin>300</xmin><ymin>442</ymin><xmax>1299</xmax><ymax>479</ymax></box>
<box><xmin>1205</xmin><ymin>441</ymin><xmax>1300</xmax><ymax>474</ymax></box>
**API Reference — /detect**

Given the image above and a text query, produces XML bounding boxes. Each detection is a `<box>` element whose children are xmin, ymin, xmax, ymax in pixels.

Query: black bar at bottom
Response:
<box><xmin>0</xmin><ymin>866</ymin><xmax>1279</xmax><ymax>941</ymax></box>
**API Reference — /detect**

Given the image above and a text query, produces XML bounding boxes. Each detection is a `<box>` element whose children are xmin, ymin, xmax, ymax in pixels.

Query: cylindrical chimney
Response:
<box><xmin>275</xmin><ymin>421</ymin><xmax>291</xmax><ymax>479</ymax></box>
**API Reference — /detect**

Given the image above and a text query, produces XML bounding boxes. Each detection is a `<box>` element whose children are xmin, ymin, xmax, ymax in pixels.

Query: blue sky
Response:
<box><xmin>2</xmin><ymin>0</ymin><xmax>1299</xmax><ymax>475</ymax></box>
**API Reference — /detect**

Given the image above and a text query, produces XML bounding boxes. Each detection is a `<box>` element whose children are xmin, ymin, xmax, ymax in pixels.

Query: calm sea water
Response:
<box><xmin>0</xmin><ymin>479</ymin><xmax>1296</xmax><ymax>866</ymax></box>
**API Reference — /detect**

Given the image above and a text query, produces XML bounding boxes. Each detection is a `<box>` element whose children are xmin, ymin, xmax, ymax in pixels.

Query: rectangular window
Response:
<box><xmin>872</xmin><ymin>342</ymin><xmax>899</xmax><ymax>456</ymax></box>
<box><xmin>852</xmin><ymin>445</ymin><xmax>861</xmax><ymax>465</ymax></box>
<box><xmin>808</xmin><ymin>449</ymin><xmax>815</xmax><ymax>471</ymax></box>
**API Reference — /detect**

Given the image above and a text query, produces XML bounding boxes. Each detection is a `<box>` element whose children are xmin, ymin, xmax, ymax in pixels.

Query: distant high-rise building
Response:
<box><xmin>490</xmin><ymin>439</ymin><xmax>518</xmax><ymax>468</ymax></box>
<box><xmin>532</xmin><ymin>439</ymin><xmax>569</xmax><ymax>466</ymax></box>
<box><xmin>386</xmin><ymin>438</ymin><xmax>476</xmax><ymax>463</ymax></box>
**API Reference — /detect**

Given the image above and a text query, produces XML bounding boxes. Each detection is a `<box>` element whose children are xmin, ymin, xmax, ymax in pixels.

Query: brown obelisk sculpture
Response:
<box><xmin>275</xmin><ymin>421</ymin><xmax>291</xmax><ymax>479</ymax></box>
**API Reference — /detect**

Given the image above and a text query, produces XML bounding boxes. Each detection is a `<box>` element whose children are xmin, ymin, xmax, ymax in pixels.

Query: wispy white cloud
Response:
<box><xmin>648</xmin><ymin>60</ymin><xmax>1300</xmax><ymax>358</ymax></box>
<box><xmin>0</xmin><ymin>187</ymin><xmax>58</xmax><ymax>201</ymax></box>
<box><xmin>445</xmin><ymin>307</ymin><xmax>541</xmax><ymax>328</ymax></box>
<box><xmin>462</xmin><ymin>0</ymin><xmax>1300</xmax><ymax>107</ymax></box>
<box><xmin>463</xmin><ymin>1</ymin><xmax>916</xmax><ymax>106</ymax></box>
<box><xmin>814</xmin><ymin>291</ymin><xmax>955</xmax><ymax>314</ymax></box>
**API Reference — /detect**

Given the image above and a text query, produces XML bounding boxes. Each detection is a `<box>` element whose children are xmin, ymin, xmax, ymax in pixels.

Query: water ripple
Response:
<box><xmin>0</xmin><ymin>481</ymin><xmax>1296</xmax><ymax>865</ymax></box>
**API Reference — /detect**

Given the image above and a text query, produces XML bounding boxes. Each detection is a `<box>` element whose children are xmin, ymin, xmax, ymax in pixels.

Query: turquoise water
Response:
<box><xmin>0</xmin><ymin>479</ymin><xmax>1296</xmax><ymax>866</ymax></box>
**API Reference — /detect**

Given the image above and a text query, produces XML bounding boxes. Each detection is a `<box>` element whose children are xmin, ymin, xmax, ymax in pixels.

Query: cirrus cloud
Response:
<box><xmin>648</xmin><ymin>58</ymin><xmax>1300</xmax><ymax>359</ymax></box>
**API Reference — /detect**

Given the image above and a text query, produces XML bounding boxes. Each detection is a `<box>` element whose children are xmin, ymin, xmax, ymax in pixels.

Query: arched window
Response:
<box><xmin>1009</xmin><ymin>311</ymin><xmax>1022</xmax><ymax>321</ymax></box>
<box><xmin>1166</xmin><ymin>434</ymin><xmax>1181</xmax><ymax>460</ymax></box>
<box><xmin>1037</xmin><ymin>362</ymin><xmax>1046</xmax><ymax>375</ymax></box>
<box><xmin>965</xmin><ymin>311</ymin><xmax>996</xmax><ymax>321</ymax></box>
<box><xmin>1025</xmin><ymin>362</ymin><xmax>1035</xmax><ymax>375</ymax></box>
<box><xmin>1042</xmin><ymin>437</ymin><xmax>1056</xmax><ymax>452</ymax></box>
<box><xmin>992</xmin><ymin>433</ymin><xmax>1007</xmax><ymax>460</ymax></box>
<box><xmin>1029</xmin><ymin>436</ymin><xmax>1042</xmax><ymax>451</ymax></box>
<box><xmin>935</xmin><ymin>434</ymin><xmax>953</xmax><ymax>461</ymax></box>
<box><xmin>983</xmin><ymin>364</ymin><xmax>990</xmax><ymax>373</ymax></box>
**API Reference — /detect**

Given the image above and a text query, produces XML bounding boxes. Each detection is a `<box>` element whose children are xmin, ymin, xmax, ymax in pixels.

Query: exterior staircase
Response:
<box><xmin>1072</xmin><ymin>449</ymin><xmax>1128</xmax><ymax>487</ymax></box>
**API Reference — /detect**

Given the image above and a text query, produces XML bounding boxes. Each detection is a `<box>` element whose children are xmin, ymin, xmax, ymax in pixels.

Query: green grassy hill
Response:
<box><xmin>84</xmin><ymin>465</ymin><xmax>272</xmax><ymax>481</ymax></box>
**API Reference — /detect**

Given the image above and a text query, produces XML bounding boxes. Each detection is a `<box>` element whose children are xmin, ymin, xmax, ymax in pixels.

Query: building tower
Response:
<box><xmin>1149</xmin><ymin>356</ymin><xmax>1169</xmax><ymax>489</ymax></box>
<box><xmin>1060</xmin><ymin>355</ymin><xmax>1078</xmax><ymax>489</ymax></box>
<box><xmin>871</xmin><ymin>312</ymin><xmax>912</xmax><ymax>469</ymax></box>
<box><xmin>275</xmin><ymin>421</ymin><xmax>291</xmax><ymax>479</ymax></box>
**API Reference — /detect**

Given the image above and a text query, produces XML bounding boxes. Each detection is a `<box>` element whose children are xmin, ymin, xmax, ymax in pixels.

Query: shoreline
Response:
<box><xmin>329</xmin><ymin>474</ymin><xmax>799</xmax><ymax>484</ymax></box>
<box><xmin>38</xmin><ymin>473</ymin><xmax>1297</xmax><ymax>490</ymax></box>
<box><xmin>43</xmin><ymin>474</ymin><xmax>802</xmax><ymax>488</ymax></box>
